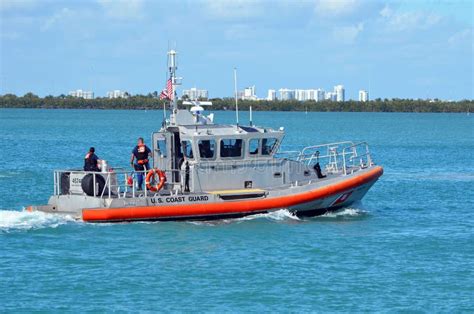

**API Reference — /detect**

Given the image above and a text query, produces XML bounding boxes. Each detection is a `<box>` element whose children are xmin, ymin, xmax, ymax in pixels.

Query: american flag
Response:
<box><xmin>159</xmin><ymin>78</ymin><xmax>173</xmax><ymax>100</ymax></box>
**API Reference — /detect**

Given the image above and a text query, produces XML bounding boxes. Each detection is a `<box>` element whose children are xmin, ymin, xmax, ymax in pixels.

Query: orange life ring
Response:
<box><xmin>146</xmin><ymin>168</ymin><xmax>167</xmax><ymax>192</ymax></box>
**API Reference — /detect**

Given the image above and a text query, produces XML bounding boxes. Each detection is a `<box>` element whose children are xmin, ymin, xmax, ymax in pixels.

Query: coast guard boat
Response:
<box><xmin>27</xmin><ymin>50</ymin><xmax>383</xmax><ymax>222</ymax></box>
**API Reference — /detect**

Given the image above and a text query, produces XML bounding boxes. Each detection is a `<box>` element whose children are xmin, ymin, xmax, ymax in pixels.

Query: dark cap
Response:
<box><xmin>89</xmin><ymin>147</ymin><xmax>95</xmax><ymax>153</ymax></box>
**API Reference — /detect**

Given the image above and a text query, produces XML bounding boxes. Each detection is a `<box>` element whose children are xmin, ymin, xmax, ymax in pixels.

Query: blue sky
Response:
<box><xmin>1</xmin><ymin>0</ymin><xmax>472</xmax><ymax>100</ymax></box>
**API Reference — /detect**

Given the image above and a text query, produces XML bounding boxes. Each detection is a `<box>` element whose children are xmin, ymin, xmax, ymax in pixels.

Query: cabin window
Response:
<box><xmin>156</xmin><ymin>139</ymin><xmax>167</xmax><ymax>158</ymax></box>
<box><xmin>220</xmin><ymin>139</ymin><xmax>243</xmax><ymax>158</ymax></box>
<box><xmin>181</xmin><ymin>140</ymin><xmax>194</xmax><ymax>159</ymax></box>
<box><xmin>249</xmin><ymin>139</ymin><xmax>259</xmax><ymax>155</ymax></box>
<box><xmin>198</xmin><ymin>139</ymin><xmax>216</xmax><ymax>159</ymax></box>
<box><xmin>262</xmin><ymin>138</ymin><xmax>278</xmax><ymax>155</ymax></box>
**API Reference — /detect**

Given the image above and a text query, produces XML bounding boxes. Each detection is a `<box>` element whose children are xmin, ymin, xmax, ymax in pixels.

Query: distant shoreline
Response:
<box><xmin>1</xmin><ymin>94</ymin><xmax>472</xmax><ymax>113</ymax></box>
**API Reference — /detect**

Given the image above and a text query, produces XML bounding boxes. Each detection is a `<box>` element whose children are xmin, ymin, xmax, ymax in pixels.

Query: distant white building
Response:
<box><xmin>279</xmin><ymin>88</ymin><xmax>295</xmax><ymax>101</ymax></box>
<box><xmin>305</xmin><ymin>89</ymin><xmax>317</xmax><ymax>101</ymax></box>
<box><xmin>278</xmin><ymin>88</ymin><xmax>332</xmax><ymax>102</ymax></box>
<box><xmin>295</xmin><ymin>89</ymin><xmax>307</xmax><ymax>101</ymax></box>
<box><xmin>267</xmin><ymin>89</ymin><xmax>276</xmax><ymax>101</ymax></box>
<box><xmin>334</xmin><ymin>85</ymin><xmax>345</xmax><ymax>102</ymax></box>
<box><xmin>325</xmin><ymin>91</ymin><xmax>337</xmax><ymax>102</ymax></box>
<box><xmin>273</xmin><ymin>86</ymin><xmax>344</xmax><ymax>102</ymax></box>
<box><xmin>182</xmin><ymin>88</ymin><xmax>208</xmax><ymax>100</ymax></box>
<box><xmin>316</xmin><ymin>89</ymin><xmax>325</xmax><ymax>102</ymax></box>
<box><xmin>241</xmin><ymin>86</ymin><xmax>257</xmax><ymax>100</ymax></box>
<box><xmin>359</xmin><ymin>90</ymin><xmax>369</xmax><ymax>102</ymax></box>
<box><xmin>69</xmin><ymin>89</ymin><xmax>94</xmax><ymax>99</ymax></box>
<box><xmin>107</xmin><ymin>90</ymin><xmax>128</xmax><ymax>99</ymax></box>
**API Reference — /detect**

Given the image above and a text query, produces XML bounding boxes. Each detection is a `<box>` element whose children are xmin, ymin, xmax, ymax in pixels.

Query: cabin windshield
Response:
<box><xmin>198</xmin><ymin>139</ymin><xmax>216</xmax><ymax>159</ymax></box>
<box><xmin>249</xmin><ymin>138</ymin><xmax>259</xmax><ymax>155</ymax></box>
<box><xmin>220</xmin><ymin>139</ymin><xmax>243</xmax><ymax>158</ymax></box>
<box><xmin>262</xmin><ymin>138</ymin><xmax>278</xmax><ymax>155</ymax></box>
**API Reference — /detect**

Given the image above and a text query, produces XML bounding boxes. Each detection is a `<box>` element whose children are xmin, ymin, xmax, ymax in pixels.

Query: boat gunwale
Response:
<box><xmin>81</xmin><ymin>166</ymin><xmax>383</xmax><ymax>222</ymax></box>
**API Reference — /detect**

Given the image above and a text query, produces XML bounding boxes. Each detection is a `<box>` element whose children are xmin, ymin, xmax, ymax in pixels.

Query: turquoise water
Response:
<box><xmin>1</xmin><ymin>109</ymin><xmax>473</xmax><ymax>311</ymax></box>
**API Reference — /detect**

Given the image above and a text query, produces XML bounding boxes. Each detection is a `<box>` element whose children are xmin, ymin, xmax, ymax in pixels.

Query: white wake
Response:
<box><xmin>188</xmin><ymin>208</ymin><xmax>370</xmax><ymax>226</ymax></box>
<box><xmin>238</xmin><ymin>209</ymin><xmax>301</xmax><ymax>221</ymax></box>
<box><xmin>0</xmin><ymin>207</ymin><xmax>367</xmax><ymax>231</ymax></box>
<box><xmin>318</xmin><ymin>207</ymin><xmax>367</xmax><ymax>218</ymax></box>
<box><xmin>0</xmin><ymin>209</ymin><xmax>75</xmax><ymax>233</ymax></box>
<box><xmin>187</xmin><ymin>209</ymin><xmax>301</xmax><ymax>226</ymax></box>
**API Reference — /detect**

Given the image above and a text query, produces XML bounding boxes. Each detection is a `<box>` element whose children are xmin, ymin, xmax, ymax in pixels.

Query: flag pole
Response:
<box><xmin>162</xmin><ymin>101</ymin><xmax>166</xmax><ymax>125</ymax></box>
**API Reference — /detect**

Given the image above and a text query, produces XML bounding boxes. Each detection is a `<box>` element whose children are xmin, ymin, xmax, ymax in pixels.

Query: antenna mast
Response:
<box><xmin>249</xmin><ymin>105</ymin><xmax>253</xmax><ymax>126</ymax></box>
<box><xmin>168</xmin><ymin>50</ymin><xmax>179</xmax><ymax>112</ymax></box>
<box><xmin>234</xmin><ymin>68</ymin><xmax>239</xmax><ymax>126</ymax></box>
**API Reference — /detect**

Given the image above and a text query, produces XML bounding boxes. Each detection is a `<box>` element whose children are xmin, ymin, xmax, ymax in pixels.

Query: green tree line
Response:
<box><xmin>1</xmin><ymin>93</ymin><xmax>472</xmax><ymax>112</ymax></box>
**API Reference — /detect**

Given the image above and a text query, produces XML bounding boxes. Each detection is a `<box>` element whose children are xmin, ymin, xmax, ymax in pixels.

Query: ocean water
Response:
<box><xmin>0</xmin><ymin>109</ymin><xmax>473</xmax><ymax>312</ymax></box>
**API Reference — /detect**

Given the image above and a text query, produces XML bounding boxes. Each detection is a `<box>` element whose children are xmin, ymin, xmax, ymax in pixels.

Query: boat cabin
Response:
<box><xmin>152</xmin><ymin>106</ymin><xmax>286</xmax><ymax>193</ymax></box>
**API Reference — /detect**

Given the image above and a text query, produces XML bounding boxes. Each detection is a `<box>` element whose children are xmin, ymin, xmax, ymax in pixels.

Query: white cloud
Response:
<box><xmin>314</xmin><ymin>0</ymin><xmax>358</xmax><ymax>17</ymax></box>
<box><xmin>0</xmin><ymin>31</ymin><xmax>21</xmax><ymax>40</ymax></box>
<box><xmin>202</xmin><ymin>0</ymin><xmax>264</xmax><ymax>19</ymax></box>
<box><xmin>41</xmin><ymin>8</ymin><xmax>72</xmax><ymax>32</ymax></box>
<box><xmin>379</xmin><ymin>5</ymin><xmax>392</xmax><ymax>18</ymax></box>
<box><xmin>224</xmin><ymin>24</ymin><xmax>254</xmax><ymax>40</ymax></box>
<box><xmin>333</xmin><ymin>22</ymin><xmax>364</xmax><ymax>43</ymax></box>
<box><xmin>448</xmin><ymin>28</ymin><xmax>472</xmax><ymax>46</ymax></box>
<box><xmin>98</xmin><ymin>0</ymin><xmax>145</xmax><ymax>20</ymax></box>
<box><xmin>379</xmin><ymin>6</ymin><xmax>442</xmax><ymax>31</ymax></box>
<box><xmin>0</xmin><ymin>0</ymin><xmax>39</xmax><ymax>11</ymax></box>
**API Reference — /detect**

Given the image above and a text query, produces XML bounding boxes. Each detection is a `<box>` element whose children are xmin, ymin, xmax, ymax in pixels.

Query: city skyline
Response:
<box><xmin>63</xmin><ymin>84</ymin><xmax>351</xmax><ymax>101</ymax></box>
<box><xmin>1</xmin><ymin>0</ymin><xmax>472</xmax><ymax>100</ymax></box>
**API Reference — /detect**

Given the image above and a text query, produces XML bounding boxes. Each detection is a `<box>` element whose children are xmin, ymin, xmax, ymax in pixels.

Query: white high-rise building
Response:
<box><xmin>279</xmin><ymin>88</ymin><xmax>295</xmax><ymax>101</ymax></box>
<box><xmin>107</xmin><ymin>90</ymin><xmax>128</xmax><ymax>99</ymax></box>
<box><xmin>334</xmin><ymin>85</ymin><xmax>345</xmax><ymax>102</ymax></box>
<box><xmin>69</xmin><ymin>89</ymin><xmax>94</xmax><ymax>99</ymax></box>
<box><xmin>241</xmin><ymin>85</ymin><xmax>257</xmax><ymax>100</ymax></box>
<box><xmin>325</xmin><ymin>91</ymin><xmax>337</xmax><ymax>101</ymax></box>
<box><xmin>83</xmin><ymin>91</ymin><xmax>94</xmax><ymax>99</ymax></box>
<box><xmin>69</xmin><ymin>89</ymin><xmax>82</xmax><ymax>97</ymax></box>
<box><xmin>316</xmin><ymin>89</ymin><xmax>325</xmax><ymax>102</ymax></box>
<box><xmin>359</xmin><ymin>90</ymin><xmax>369</xmax><ymax>102</ymax></box>
<box><xmin>244</xmin><ymin>86</ymin><xmax>255</xmax><ymax>97</ymax></box>
<box><xmin>305</xmin><ymin>89</ymin><xmax>317</xmax><ymax>101</ymax></box>
<box><xmin>272</xmin><ymin>87</ymin><xmax>344</xmax><ymax>102</ymax></box>
<box><xmin>267</xmin><ymin>89</ymin><xmax>276</xmax><ymax>101</ymax></box>
<box><xmin>182</xmin><ymin>88</ymin><xmax>209</xmax><ymax>100</ymax></box>
<box><xmin>295</xmin><ymin>89</ymin><xmax>307</xmax><ymax>101</ymax></box>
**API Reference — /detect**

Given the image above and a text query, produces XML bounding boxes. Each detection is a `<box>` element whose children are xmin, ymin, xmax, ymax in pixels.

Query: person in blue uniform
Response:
<box><xmin>130</xmin><ymin>137</ymin><xmax>152</xmax><ymax>190</ymax></box>
<box><xmin>84</xmin><ymin>147</ymin><xmax>100</xmax><ymax>172</ymax></box>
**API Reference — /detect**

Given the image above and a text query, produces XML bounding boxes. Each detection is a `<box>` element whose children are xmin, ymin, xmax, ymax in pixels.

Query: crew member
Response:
<box><xmin>184</xmin><ymin>161</ymin><xmax>190</xmax><ymax>192</ymax></box>
<box><xmin>130</xmin><ymin>137</ymin><xmax>152</xmax><ymax>190</ymax></box>
<box><xmin>84</xmin><ymin>147</ymin><xmax>100</xmax><ymax>172</ymax></box>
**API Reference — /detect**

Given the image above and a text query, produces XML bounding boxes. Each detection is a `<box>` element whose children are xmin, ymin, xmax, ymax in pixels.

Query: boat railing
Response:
<box><xmin>53</xmin><ymin>168</ymin><xmax>183</xmax><ymax>200</ymax></box>
<box><xmin>277</xmin><ymin>141</ymin><xmax>373</xmax><ymax>175</ymax></box>
<box><xmin>274</xmin><ymin>150</ymin><xmax>301</xmax><ymax>160</ymax></box>
<box><xmin>342</xmin><ymin>142</ymin><xmax>373</xmax><ymax>175</ymax></box>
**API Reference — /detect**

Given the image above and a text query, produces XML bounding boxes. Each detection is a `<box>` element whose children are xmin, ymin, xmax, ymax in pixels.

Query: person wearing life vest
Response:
<box><xmin>130</xmin><ymin>137</ymin><xmax>152</xmax><ymax>190</ymax></box>
<box><xmin>84</xmin><ymin>147</ymin><xmax>100</xmax><ymax>172</ymax></box>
